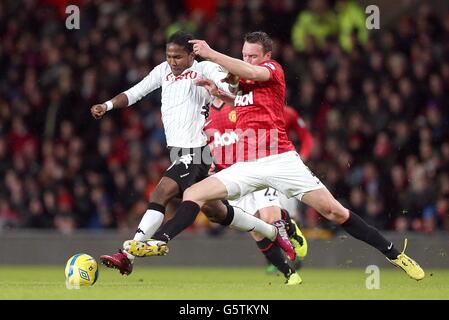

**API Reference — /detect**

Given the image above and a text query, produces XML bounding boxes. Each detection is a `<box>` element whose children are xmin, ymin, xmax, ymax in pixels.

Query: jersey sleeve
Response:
<box><xmin>123</xmin><ymin>62</ymin><xmax>164</xmax><ymax>106</ymax></box>
<box><xmin>260</xmin><ymin>60</ymin><xmax>283</xmax><ymax>84</ymax></box>
<box><xmin>201</xmin><ymin>61</ymin><xmax>231</xmax><ymax>94</ymax></box>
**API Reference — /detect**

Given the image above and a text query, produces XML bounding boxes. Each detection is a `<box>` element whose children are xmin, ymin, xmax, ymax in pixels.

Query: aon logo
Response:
<box><xmin>214</xmin><ymin>131</ymin><xmax>239</xmax><ymax>147</ymax></box>
<box><xmin>234</xmin><ymin>91</ymin><xmax>253</xmax><ymax>107</ymax></box>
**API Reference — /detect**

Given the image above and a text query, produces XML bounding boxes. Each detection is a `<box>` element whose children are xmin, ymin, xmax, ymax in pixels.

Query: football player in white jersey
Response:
<box><xmin>90</xmin><ymin>31</ymin><xmax>294</xmax><ymax>276</ymax></box>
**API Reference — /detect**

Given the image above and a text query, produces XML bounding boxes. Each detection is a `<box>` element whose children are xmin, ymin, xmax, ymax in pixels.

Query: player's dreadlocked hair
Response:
<box><xmin>167</xmin><ymin>31</ymin><xmax>194</xmax><ymax>53</ymax></box>
<box><xmin>244</xmin><ymin>31</ymin><xmax>273</xmax><ymax>54</ymax></box>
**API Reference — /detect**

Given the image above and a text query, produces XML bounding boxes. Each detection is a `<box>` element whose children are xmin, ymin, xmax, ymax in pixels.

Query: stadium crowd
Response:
<box><xmin>0</xmin><ymin>0</ymin><xmax>448</xmax><ymax>235</ymax></box>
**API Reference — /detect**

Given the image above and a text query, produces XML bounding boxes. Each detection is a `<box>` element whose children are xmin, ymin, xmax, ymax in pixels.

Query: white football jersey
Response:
<box><xmin>124</xmin><ymin>60</ymin><xmax>228</xmax><ymax>148</ymax></box>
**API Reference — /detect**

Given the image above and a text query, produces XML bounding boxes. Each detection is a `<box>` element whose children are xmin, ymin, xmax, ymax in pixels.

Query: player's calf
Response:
<box><xmin>256</xmin><ymin>238</ymin><xmax>295</xmax><ymax>279</ymax></box>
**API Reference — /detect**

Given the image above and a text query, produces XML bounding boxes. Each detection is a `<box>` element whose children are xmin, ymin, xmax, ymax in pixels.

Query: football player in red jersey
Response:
<box><xmin>204</xmin><ymin>98</ymin><xmax>307</xmax><ymax>283</ymax></box>
<box><xmin>141</xmin><ymin>31</ymin><xmax>424</xmax><ymax>281</ymax></box>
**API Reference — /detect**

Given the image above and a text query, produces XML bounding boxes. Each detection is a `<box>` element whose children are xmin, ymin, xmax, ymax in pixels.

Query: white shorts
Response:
<box><xmin>278</xmin><ymin>191</ymin><xmax>300</xmax><ymax>219</ymax></box>
<box><xmin>229</xmin><ymin>187</ymin><xmax>281</xmax><ymax>216</ymax></box>
<box><xmin>214</xmin><ymin>151</ymin><xmax>325</xmax><ymax>201</ymax></box>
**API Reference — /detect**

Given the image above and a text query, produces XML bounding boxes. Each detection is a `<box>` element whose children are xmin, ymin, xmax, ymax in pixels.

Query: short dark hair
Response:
<box><xmin>167</xmin><ymin>31</ymin><xmax>194</xmax><ymax>53</ymax></box>
<box><xmin>244</xmin><ymin>31</ymin><xmax>273</xmax><ymax>53</ymax></box>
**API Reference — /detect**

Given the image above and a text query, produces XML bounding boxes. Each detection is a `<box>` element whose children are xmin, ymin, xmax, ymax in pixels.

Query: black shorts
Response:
<box><xmin>164</xmin><ymin>145</ymin><xmax>212</xmax><ymax>193</ymax></box>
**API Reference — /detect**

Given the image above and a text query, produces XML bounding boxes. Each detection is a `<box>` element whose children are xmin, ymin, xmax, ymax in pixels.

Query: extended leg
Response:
<box><xmin>302</xmin><ymin>187</ymin><xmax>424</xmax><ymax>280</ymax></box>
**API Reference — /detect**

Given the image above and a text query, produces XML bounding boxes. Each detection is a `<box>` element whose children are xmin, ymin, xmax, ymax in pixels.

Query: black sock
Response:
<box><xmin>219</xmin><ymin>205</ymin><xmax>234</xmax><ymax>226</ymax></box>
<box><xmin>148</xmin><ymin>202</ymin><xmax>166</xmax><ymax>214</ymax></box>
<box><xmin>256</xmin><ymin>238</ymin><xmax>294</xmax><ymax>278</ymax></box>
<box><xmin>341</xmin><ymin>211</ymin><xmax>400</xmax><ymax>259</ymax></box>
<box><xmin>153</xmin><ymin>201</ymin><xmax>200</xmax><ymax>242</ymax></box>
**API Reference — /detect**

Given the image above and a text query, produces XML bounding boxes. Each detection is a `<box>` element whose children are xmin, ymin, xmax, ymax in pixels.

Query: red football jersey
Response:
<box><xmin>203</xmin><ymin>100</ymin><xmax>238</xmax><ymax>170</ymax></box>
<box><xmin>205</xmin><ymin>101</ymin><xmax>313</xmax><ymax>169</ymax></box>
<box><xmin>234</xmin><ymin>59</ymin><xmax>295</xmax><ymax>161</ymax></box>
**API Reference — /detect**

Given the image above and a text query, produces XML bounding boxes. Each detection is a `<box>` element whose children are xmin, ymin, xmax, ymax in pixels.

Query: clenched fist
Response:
<box><xmin>90</xmin><ymin>104</ymin><xmax>107</xmax><ymax>119</ymax></box>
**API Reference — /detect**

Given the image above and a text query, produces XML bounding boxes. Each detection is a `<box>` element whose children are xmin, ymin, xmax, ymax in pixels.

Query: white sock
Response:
<box><xmin>230</xmin><ymin>207</ymin><xmax>277</xmax><ymax>240</ymax></box>
<box><xmin>133</xmin><ymin>209</ymin><xmax>165</xmax><ymax>241</ymax></box>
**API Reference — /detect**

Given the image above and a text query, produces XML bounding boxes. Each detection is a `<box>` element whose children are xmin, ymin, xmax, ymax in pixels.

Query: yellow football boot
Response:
<box><xmin>285</xmin><ymin>272</ymin><xmax>303</xmax><ymax>285</ymax></box>
<box><xmin>289</xmin><ymin>219</ymin><xmax>308</xmax><ymax>259</ymax></box>
<box><xmin>123</xmin><ymin>239</ymin><xmax>169</xmax><ymax>257</ymax></box>
<box><xmin>388</xmin><ymin>239</ymin><xmax>425</xmax><ymax>281</ymax></box>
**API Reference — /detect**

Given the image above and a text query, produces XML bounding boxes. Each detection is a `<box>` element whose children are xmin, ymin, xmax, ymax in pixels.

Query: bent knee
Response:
<box><xmin>150</xmin><ymin>182</ymin><xmax>179</xmax><ymax>205</ymax></box>
<box><xmin>150</xmin><ymin>190</ymin><xmax>170</xmax><ymax>205</ymax></box>
<box><xmin>182</xmin><ymin>186</ymin><xmax>203</xmax><ymax>202</ymax></box>
<box><xmin>258</xmin><ymin>207</ymin><xmax>281</xmax><ymax>224</ymax></box>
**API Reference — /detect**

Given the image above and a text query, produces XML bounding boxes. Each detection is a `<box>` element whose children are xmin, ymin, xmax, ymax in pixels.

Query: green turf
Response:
<box><xmin>0</xmin><ymin>266</ymin><xmax>447</xmax><ymax>300</ymax></box>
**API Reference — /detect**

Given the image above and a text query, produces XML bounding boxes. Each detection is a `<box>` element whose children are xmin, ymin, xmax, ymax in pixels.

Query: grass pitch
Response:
<box><xmin>0</xmin><ymin>266</ymin><xmax>448</xmax><ymax>300</ymax></box>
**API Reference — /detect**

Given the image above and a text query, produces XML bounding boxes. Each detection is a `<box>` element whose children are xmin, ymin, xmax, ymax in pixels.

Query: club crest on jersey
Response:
<box><xmin>228</xmin><ymin>110</ymin><xmax>237</xmax><ymax>123</ymax></box>
<box><xmin>234</xmin><ymin>91</ymin><xmax>253</xmax><ymax>107</ymax></box>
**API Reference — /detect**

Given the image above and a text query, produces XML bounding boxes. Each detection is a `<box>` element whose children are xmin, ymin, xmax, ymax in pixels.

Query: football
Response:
<box><xmin>65</xmin><ymin>253</ymin><xmax>99</xmax><ymax>288</ymax></box>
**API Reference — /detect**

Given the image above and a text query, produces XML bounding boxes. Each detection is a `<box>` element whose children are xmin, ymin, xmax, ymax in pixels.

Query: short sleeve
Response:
<box><xmin>260</xmin><ymin>60</ymin><xmax>283</xmax><ymax>84</ymax></box>
<box><xmin>201</xmin><ymin>61</ymin><xmax>230</xmax><ymax>93</ymax></box>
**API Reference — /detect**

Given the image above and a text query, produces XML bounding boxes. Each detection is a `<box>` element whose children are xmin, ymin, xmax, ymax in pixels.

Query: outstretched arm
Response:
<box><xmin>90</xmin><ymin>63</ymin><xmax>163</xmax><ymax>120</ymax></box>
<box><xmin>190</xmin><ymin>40</ymin><xmax>271</xmax><ymax>82</ymax></box>
<box><xmin>90</xmin><ymin>93</ymin><xmax>129</xmax><ymax>120</ymax></box>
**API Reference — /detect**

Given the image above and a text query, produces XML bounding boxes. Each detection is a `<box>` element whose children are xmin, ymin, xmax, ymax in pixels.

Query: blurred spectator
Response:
<box><xmin>335</xmin><ymin>0</ymin><xmax>368</xmax><ymax>52</ymax></box>
<box><xmin>291</xmin><ymin>0</ymin><xmax>338</xmax><ymax>52</ymax></box>
<box><xmin>0</xmin><ymin>0</ymin><xmax>448</xmax><ymax>236</ymax></box>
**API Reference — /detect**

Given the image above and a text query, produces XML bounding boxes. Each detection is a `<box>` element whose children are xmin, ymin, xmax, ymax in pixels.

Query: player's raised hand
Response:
<box><xmin>90</xmin><ymin>104</ymin><xmax>107</xmax><ymax>119</ymax></box>
<box><xmin>195</xmin><ymin>79</ymin><xmax>234</xmax><ymax>103</ymax></box>
<box><xmin>189</xmin><ymin>39</ymin><xmax>214</xmax><ymax>60</ymax></box>
<box><xmin>195</xmin><ymin>79</ymin><xmax>219</xmax><ymax>96</ymax></box>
